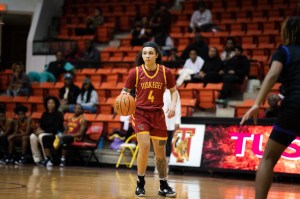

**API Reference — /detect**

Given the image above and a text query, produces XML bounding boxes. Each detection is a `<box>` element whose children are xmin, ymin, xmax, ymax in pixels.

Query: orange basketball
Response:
<box><xmin>114</xmin><ymin>94</ymin><xmax>136</xmax><ymax>116</ymax></box>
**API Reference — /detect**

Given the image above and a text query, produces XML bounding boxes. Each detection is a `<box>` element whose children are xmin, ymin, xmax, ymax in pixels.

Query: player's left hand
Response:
<box><xmin>240</xmin><ymin>104</ymin><xmax>260</xmax><ymax>125</ymax></box>
<box><xmin>167</xmin><ymin>104</ymin><xmax>176</xmax><ymax>118</ymax></box>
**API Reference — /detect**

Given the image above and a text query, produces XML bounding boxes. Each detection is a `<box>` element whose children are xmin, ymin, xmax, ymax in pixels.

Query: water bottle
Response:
<box><xmin>98</xmin><ymin>137</ymin><xmax>104</xmax><ymax>149</ymax></box>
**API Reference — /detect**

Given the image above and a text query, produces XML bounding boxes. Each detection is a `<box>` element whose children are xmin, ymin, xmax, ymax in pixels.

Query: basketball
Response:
<box><xmin>114</xmin><ymin>94</ymin><xmax>136</xmax><ymax>116</ymax></box>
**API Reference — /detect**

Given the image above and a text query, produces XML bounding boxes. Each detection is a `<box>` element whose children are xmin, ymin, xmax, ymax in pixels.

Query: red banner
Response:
<box><xmin>201</xmin><ymin>125</ymin><xmax>300</xmax><ymax>174</ymax></box>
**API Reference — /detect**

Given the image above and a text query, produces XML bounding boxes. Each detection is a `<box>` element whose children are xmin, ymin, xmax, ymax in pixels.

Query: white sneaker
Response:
<box><xmin>46</xmin><ymin>160</ymin><xmax>53</xmax><ymax>167</ymax></box>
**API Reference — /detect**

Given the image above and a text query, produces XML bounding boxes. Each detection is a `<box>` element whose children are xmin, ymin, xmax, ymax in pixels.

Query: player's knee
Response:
<box><xmin>139</xmin><ymin>142</ymin><xmax>150</xmax><ymax>152</ymax></box>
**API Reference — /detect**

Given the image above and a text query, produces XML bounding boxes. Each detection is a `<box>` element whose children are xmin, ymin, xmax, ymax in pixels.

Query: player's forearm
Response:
<box><xmin>170</xmin><ymin>89</ymin><xmax>178</xmax><ymax>107</ymax></box>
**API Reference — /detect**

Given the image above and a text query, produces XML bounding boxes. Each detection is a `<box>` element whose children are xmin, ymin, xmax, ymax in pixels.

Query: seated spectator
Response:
<box><xmin>189</xmin><ymin>1</ymin><xmax>215</xmax><ymax>33</ymax></box>
<box><xmin>6</xmin><ymin>62</ymin><xmax>31</xmax><ymax>97</ymax></box>
<box><xmin>28</xmin><ymin>51</ymin><xmax>74</xmax><ymax>82</ymax></box>
<box><xmin>166</xmin><ymin>48</ymin><xmax>180</xmax><ymax>62</ymax></box>
<box><xmin>82</xmin><ymin>40</ymin><xmax>100</xmax><ymax>68</ymax></box>
<box><xmin>197</xmin><ymin>47</ymin><xmax>224</xmax><ymax>85</ymax></box>
<box><xmin>150</xmin><ymin>3</ymin><xmax>172</xmax><ymax>35</ymax></box>
<box><xmin>0</xmin><ymin>106</ymin><xmax>14</xmax><ymax>164</ymax></box>
<box><xmin>181</xmin><ymin>34</ymin><xmax>209</xmax><ymax>61</ymax></box>
<box><xmin>220</xmin><ymin>38</ymin><xmax>235</xmax><ymax>63</ymax></box>
<box><xmin>6</xmin><ymin>105</ymin><xmax>34</xmax><ymax>164</ymax></box>
<box><xmin>76</xmin><ymin>7</ymin><xmax>105</xmax><ymax>36</ymax></box>
<box><xmin>30</xmin><ymin>96</ymin><xmax>64</xmax><ymax>166</ymax></box>
<box><xmin>217</xmin><ymin>46</ymin><xmax>250</xmax><ymax>101</ymax></box>
<box><xmin>69</xmin><ymin>77</ymin><xmax>98</xmax><ymax>113</ymax></box>
<box><xmin>131</xmin><ymin>23</ymin><xmax>153</xmax><ymax>46</ymax></box>
<box><xmin>65</xmin><ymin>42</ymin><xmax>82</xmax><ymax>62</ymax></box>
<box><xmin>58</xmin><ymin>73</ymin><xmax>80</xmax><ymax>113</ymax></box>
<box><xmin>152</xmin><ymin>32</ymin><xmax>174</xmax><ymax>56</ymax></box>
<box><xmin>176</xmin><ymin>49</ymin><xmax>205</xmax><ymax>87</ymax></box>
<box><xmin>263</xmin><ymin>94</ymin><xmax>280</xmax><ymax>118</ymax></box>
<box><xmin>60</xmin><ymin>104</ymin><xmax>87</xmax><ymax>167</ymax></box>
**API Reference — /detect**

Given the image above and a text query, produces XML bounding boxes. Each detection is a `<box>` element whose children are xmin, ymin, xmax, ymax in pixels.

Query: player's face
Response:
<box><xmin>18</xmin><ymin>111</ymin><xmax>26</xmax><ymax>121</ymax></box>
<box><xmin>142</xmin><ymin>47</ymin><xmax>158</xmax><ymax>65</ymax></box>
<box><xmin>74</xmin><ymin>104</ymin><xmax>83</xmax><ymax>116</ymax></box>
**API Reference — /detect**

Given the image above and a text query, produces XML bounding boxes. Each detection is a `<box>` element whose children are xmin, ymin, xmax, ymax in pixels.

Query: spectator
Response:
<box><xmin>0</xmin><ymin>106</ymin><xmax>14</xmax><ymax>164</ymax></box>
<box><xmin>6</xmin><ymin>105</ymin><xmax>34</xmax><ymax>164</ymax></box>
<box><xmin>263</xmin><ymin>94</ymin><xmax>280</xmax><ymax>118</ymax></box>
<box><xmin>60</xmin><ymin>104</ymin><xmax>87</xmax><ymax>167</ymax></box>
<box><xmin>131</xmin><ymin>23</ymin><xmax>153</xmax><ymax>46</ymax></box>
<box><xmin>30</xmin><ymin>96</ymin><xmax>64</xmax><ymax>166</ymax></box>
<box><xmin>150</xmin><ymin>3</ymin><xmax>172</xmax><ymax>35</ymax></box>
<box><xmin>197</xmin><ymin>47</ymin><xmax>224</xmax><ymax>85</ymax></box>
<box><xmin>152</xmin><ymin>32</ymin><xmax>174</xmax><ymax>56</ymax></box>
<box><xmin>189</xmin><ymin>1</ymin><xmax>214</xmax><ymax>32</ymax></box>
<box><xmin>6</xmin><ymin>62</ymin><xmax>31</xmax><ymax>97</ymax></box>
<box><xmin>58</xmin><ymin>73</ymin><xmax>80</xmax><ymax>113</ymax></box>
<box><xmin>69</xmin><ymin>77</ymin><xmax>98</xmax><ymax>113</ymax></box>
<box><xmin>76</xmin><ymin>7</ymin><xmax>105</xmax><ymax>36</ymax></box>
<box><xmin>82</xmin><ymin>40</ymin><xmax>100</xmax><ymax>68</ymax></box>
<box><xmin>167</xmin><ymin>48</ymin><xmax>180</xmax><ymax>62</ymax></box>
<box><xmin>181</xmin><ymin>34</ymin><xmax>209</xmax><ymax>61</ymax></box>
<box><xmin>220</xmin><ymin>38</ymin><xmax>235</xmax><ymax>63</ymax></box>
<box><xmin>217</xmin><ymin>46</ymin><xmax>250</xmax><ymax>101</ymax></box>
<box><xmin>176</xmin><ymin>49</ymin><xmax>205</xmax><ymax>87</ymax></box>
<box><xmin>65</xmin><ymin>42</ymin><xmax>82</xmax><ymax>62</ymax></box>
<box><xmin>28</xmin><ymin>51</ymin><xmax>74</xmax><ymax>82</ymax></box>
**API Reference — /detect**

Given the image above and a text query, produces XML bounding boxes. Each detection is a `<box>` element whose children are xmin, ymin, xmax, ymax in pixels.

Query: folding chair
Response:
<box><xmin>116</xmin><ymin>134</ymin><xmax>139</xmax><ymax>168</ymax></box>
<box><xmin>71</xmin><ymin>125</ymin><xmax>103</xmax><ymax>166</ymax></box>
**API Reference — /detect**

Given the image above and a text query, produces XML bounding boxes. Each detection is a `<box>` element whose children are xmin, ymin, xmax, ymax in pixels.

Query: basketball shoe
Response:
<box><xmin>135</xmin><ymin>179</ymin><xmax>145</xmax><ymax>197</ymax></box>
<box><xmin>158</xmin><ymin>181</ymin><xmax>177</xmax><ymax>198</ymax></box>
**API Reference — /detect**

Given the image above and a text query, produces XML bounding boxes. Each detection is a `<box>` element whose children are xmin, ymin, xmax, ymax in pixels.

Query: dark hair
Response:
<box><xmin>234</xmin><ymin>46</ymin><xmax>243</xmax><ymax>53</ymax></box>
<box><xmin>80</xmin><ymin>83</ymin><xmax>95</xmax><ymax>103</ymax></box>
<box><xmin>14</xmin><ymin>105</ymin><xmax>28</xmax><ymax>114</ymax></box>
<box><xmin>135</xmin><ymin>42</ymin><xmax>163</xmax><ymax>66</ymax></box>
<box><xmin>281</xmin><ymin>17</ymin><xmax>300</xmax><ymax>45</ymax></box>
<box><xmin>0</xmin><ymin>105</ymin><xmax>6</xmax><ymax>114</ymax></box>
<box><xmin>189</xmin><ymin>48</ymin><xmax>198</xmax><ymax>55</ymax></box>
<box><xmin>43</xmin><ymin>96</ymin><xmax>60</xmax><ymax>111</ymax></box>
<box><xmin>198</xmin><ymin>1</ymin><xmax>206</xmax><ymax>9</ymax></box>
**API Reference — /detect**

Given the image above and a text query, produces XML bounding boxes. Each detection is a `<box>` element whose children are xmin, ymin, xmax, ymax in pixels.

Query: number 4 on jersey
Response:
<box><xmin>148</xmin><ymin>90</ymin><xmax>154</xmax><ymax>103</ymax></box>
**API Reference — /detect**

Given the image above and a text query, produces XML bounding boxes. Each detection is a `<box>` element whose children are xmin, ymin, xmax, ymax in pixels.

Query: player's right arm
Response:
<box><xmin>122</xmin><ymin>68</ymin><xmax>136</xmax><ymax>94</ymax></box>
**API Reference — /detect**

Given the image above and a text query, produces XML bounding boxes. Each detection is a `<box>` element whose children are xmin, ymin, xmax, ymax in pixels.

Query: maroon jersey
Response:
<box><xmin>66</xmin><ymin>115</ymin><xmax>84</xmax><ymax>136</ymax></box>
<box><xmin>125</xmin><ymin>65</ymin><xmax>176</xmax><ymax>111</ymax></box>
<box><xmin>16</xmin><ymin>117</ymin><xmax>34</xmax><ymax>134</ymax></box>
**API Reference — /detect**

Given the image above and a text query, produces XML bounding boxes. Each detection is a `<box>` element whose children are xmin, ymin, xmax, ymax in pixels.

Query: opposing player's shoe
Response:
<box><xmin>158</xmin><ymin>182</ymin><xmax>177</xmax><ymax>198</ymax></box>
<box><xmin>135</xmin><ymin>179</ymin><xmax>145</xmax><ymax>197</ymax></box>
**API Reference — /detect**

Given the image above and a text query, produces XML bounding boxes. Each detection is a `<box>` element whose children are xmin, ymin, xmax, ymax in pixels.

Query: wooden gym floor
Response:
<box><xmin>0</xmin><ymin>165</ymin><xmax>300</xmax><ymax>199</ymax></box>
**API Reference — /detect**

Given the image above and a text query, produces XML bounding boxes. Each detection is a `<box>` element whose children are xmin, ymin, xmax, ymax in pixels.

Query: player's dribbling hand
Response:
<box><xmin>167</xmin><ymin>104</ymin><xmax>176</xmax><ymax>118</ymax></box>
<box><xmin>240</xmin><ymin>104</ymin><xmax>260</xmax><ymax>125</ymax></box>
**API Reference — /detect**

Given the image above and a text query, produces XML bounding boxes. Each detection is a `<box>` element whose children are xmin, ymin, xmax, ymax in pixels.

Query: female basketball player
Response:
<box><xmin>241</xmin><ymin>17</ymin><xmax>300</xmax><ymax>199</ymax></box>
<box><xmin>122</xmin><ymin>42</ymin><xmax>178</xmax><ymax>198</ymax></box>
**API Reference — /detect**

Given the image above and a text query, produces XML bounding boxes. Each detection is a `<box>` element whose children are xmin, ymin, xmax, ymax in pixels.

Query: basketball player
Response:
<box><xmin>0</xmin><ymin>106</ymin><xmax>14</xmax><ymax>164</ymax></box>
<box><xmin>7</xmin><ymin>105</ymin><xmax>34</xmax><ymax>164</ymax></box>
<box><xmin>60</xmin><ymin>104</ymin><xmax>87</xmax><ymax>166</ymax></box>
<box><xmin>241</xmin><ymin>17</ymin><xmax>300</xmax><ymax>199</ymax></box>
<box><xmin>122</xmin><ymin>42</ymin><xmax>178</xmax><ymax>198</ymax></box>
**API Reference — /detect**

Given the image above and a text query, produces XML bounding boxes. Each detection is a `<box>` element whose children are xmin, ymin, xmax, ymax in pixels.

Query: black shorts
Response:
<box><xmin>269</xmin><ymin>125</ymin><xmax>298</xmax><ymax>146</ymax></box>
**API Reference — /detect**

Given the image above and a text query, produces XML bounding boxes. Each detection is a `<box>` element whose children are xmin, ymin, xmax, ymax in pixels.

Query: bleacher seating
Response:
<box><xmin>1</xmin><ymin>0</ymin><xmax>294</xmax><ymax>132</ymax></box>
